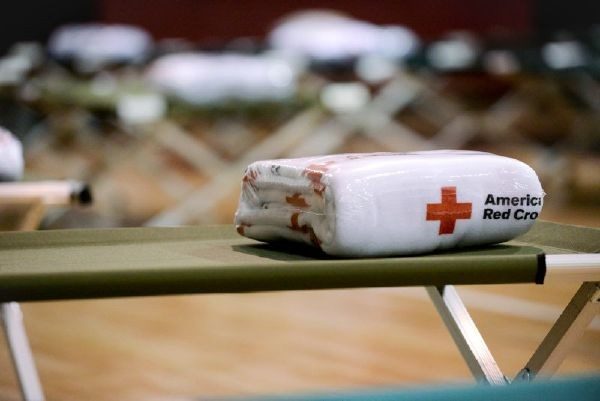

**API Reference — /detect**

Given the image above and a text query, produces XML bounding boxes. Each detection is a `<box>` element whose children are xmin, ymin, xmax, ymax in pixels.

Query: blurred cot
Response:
<box><xmin>0</xmin><ymin>10</ymin><xmax>597</xmax><ymax>228</ymax></box>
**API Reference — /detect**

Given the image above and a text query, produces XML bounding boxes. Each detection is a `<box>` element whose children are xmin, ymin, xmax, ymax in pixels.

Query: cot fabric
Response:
<box><xmin>0</xmin><ymin>224</ymin><xmax>555</xmax><ymax>302</ymax></box>
<box><xmin>0</xmin><ymin>221</ymin><xmax>594</xmax><ymax>302</ymax></box>
<box><xmin>235</xmin><ymin>151</ymin><xmax>545</xmax><ymax>257</ymax></box>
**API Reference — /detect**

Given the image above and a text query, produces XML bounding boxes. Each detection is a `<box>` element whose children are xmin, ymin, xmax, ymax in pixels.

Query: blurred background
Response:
<box><xmin>0</xmin><ymin>1</ymin><xmax>598</xmax><ymax>400</ymax></box>
<box><xmin>1</xmin><ymin>0</ymin><xmax>598</xmax><ymax>228</ymax></box>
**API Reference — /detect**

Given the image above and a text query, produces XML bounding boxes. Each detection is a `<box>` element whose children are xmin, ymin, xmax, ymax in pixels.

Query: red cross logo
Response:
<box><xmin>426</xmin><ymin>186</ymin><xmax>472</xmax><ymax>235</ymax></box>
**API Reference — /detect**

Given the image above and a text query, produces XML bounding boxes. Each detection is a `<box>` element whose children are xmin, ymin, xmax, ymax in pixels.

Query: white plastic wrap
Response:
<box><xmin>0</xmin><ymin>127</ymin><xmax>24</xmax><ymax>182</ymax></box>
<box><xmin>145</xmin><ymin>52</ymin><xmax>298</xmax><ymax>105</ymax></box>
<box><xmin>234</xmin><ymin>151</ymin><xmax>545</xmax><ymax>257</ymax></box>
<box><xmin>268</xmin><ymin>10</ymin><xmax>419</xmax><ymax>63</ymax></box>
<box><xmin>48</xmin><ymin>24</ymin><xmax>152</xmax><ymax>70</ymax></box>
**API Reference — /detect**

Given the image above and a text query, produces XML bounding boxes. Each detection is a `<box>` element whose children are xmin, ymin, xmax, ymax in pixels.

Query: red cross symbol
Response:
<box><xmin>426</xmin><ymin>186</ymin><xmax>472</xmax><ymax>235</ymax></box>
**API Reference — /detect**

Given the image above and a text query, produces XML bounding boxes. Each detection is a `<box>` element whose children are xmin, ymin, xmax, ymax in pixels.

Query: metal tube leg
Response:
<box><xmin>1</xmin><ymin>302</ymin><xmax>45</xmax><ymax>401</ymax></box>
<box><xmin>427</xmin><ymin>286</ymin><xmax>507</xmax><ymax>385</ymax></box>
<box><xmin>517</xmin><ymin>281</ymin><xmax>600</xmax><ymax>381</ymax></box>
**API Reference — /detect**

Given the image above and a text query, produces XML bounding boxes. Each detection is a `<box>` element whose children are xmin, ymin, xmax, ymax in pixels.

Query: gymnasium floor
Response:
<box><xmin>0</xmin><ymin>208</ymin><xmax>598</xmax><ymax>401</ymax></box>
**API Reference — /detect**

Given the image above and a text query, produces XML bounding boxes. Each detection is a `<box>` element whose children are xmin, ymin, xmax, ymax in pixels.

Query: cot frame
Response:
<box><xmin>0</xmin><ymin>180</ymin><xmax>91</xmax><ymax>401</ymax></box>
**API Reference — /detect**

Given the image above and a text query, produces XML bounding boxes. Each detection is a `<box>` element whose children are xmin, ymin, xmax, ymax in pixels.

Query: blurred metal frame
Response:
<box><xmin>517</xmin><ymin>281</ymin><xmax>600</xmax><ymax>381</ymax></box>
<box><xmin>1</xmin><ymin>303</ymin><xmax>45</xmax><ymax>401</ymax></box>
<box><xmin>0</xmin><ymin>180</ymin><xmax>92</xmax><ymax>401</ymax></box>
<box><xmin>427</xmin><ymin>258</ymin><xmax>599</xmax><ymax>386</ymax></box>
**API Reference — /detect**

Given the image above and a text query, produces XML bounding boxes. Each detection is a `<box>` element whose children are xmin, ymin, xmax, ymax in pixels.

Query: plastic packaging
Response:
<box><xmin>0</xmin><ymin>127</ymin><xmax>24</xmax><ymax>182</ymax></box>
<box><xmin>146</xmin><ymin>53</ymin><xmax>298</xmax><ymax>105</ymax></box>
<box><xmin>48</xmin><ymin>24</ymin><xmax>152</xmax><ymax>71</ymax></box>
<box><xmin>234</xmin><ymin>151</ymin><xmax>545</xmax><ymax>257</ymax></box>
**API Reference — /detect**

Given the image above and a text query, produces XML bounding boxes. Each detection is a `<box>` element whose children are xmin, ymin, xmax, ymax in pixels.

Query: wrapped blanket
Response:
<box><xmin>234</xmin><ymin>151</ymin><xmax>544</xmax><ymax>257</ymax></box>
<box><xmin>0</xmin><ymin>127</ymin><xmax>23</xmax><ymax>182</ymax></box>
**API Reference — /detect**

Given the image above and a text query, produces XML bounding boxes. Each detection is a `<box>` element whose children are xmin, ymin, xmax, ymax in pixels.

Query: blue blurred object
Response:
<box><xmin>214</xmin><ymin>375</ymin><xmax>600</xmax><ymax>401</ymax></box>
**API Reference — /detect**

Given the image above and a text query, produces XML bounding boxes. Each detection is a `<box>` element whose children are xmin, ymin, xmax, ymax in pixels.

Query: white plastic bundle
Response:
<box><xmin>268</xmin><ymin>10</ymin><xmax>419</xmax><ymax>63</ymax></box>
<box><xmin>0</xmin><ymin>127</ymin><xmax>24</xmax><ymax>182</ymax></box>
<box><xmin>145</xmin><ymin>52</ymin><xmax>298</xmax><ymax>105</ymax></box>
<box><xmin>48</xmin><ymin>23</ymin><xmax>152</xmax><ymax>71</ymax></box>
<box><xmin>235</xmin><ymin>151</ymin><xmax>544</xmax><ymax>257</ymax></box>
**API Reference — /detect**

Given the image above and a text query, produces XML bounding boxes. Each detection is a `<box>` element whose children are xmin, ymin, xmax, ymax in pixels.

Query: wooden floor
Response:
<box><xmin>0</xmin><ymin>213</ymin><xmax>598</xmax><ymax>400</ymax></box>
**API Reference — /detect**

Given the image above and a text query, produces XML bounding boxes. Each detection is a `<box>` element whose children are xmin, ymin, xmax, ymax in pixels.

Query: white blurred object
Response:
<box><xmin>0</xmin><ymin>42</ymin><xmax>44</xmax><ymax>86</ymax></box>
<box><xmin>427</xmin><ymin>32</ymin><xmax>480</xmax><ymax>71</ymax></box>
<box><xmin>117</xmin><ymin>93</ymin><xmax>167</xmax><ymax>125</ymax></box>
<box><xmin>356</xmin><ymin>54</ymin><xmax>398</xmax><ymax>82</ymax></box>
<box><xmin>145</xmin><ymin>52</ymin><xmax>298</xmax><ymax>105</ymax></box>
<box><xmin>10</xmin><ymin>42</ymin><xmax>44</xmax><ymax>70</ymax></box>
<box><xmin>48</xmin><ymin>23</ymin><xmax>152</xmax><ymax>73</ymax></box>
<box><xmin>320</xmin><ymin>82</ymin><xmax>370</xmax><ymax>113</ymax></box>
<box><xmin>542</xmin><ymin>40</ymin><xmax>587</xmax><ymax>70</ymax></box>
<box><xmin>0</xmin><ymin>180</ymin><xmax>92</xmax><ymax>205</ymax></box>
<box><xmin>0</xmin><ymin>56</ymin><xmax>31</xmax><ymax>86</ymax></box>
<box><xmin>268</xmin><ymin>10</ymin><xmax>419</xmax><ymax>63</ymax></box>
<box><xmin>0</xmin><ymin>127</ymin><xmax>24</xmax><ymax>182</ymax></box>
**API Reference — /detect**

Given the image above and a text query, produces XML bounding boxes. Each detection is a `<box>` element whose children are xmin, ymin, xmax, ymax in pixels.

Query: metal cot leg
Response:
<box><xmin>517</xmin><ymin>281</ymin><xmax>600</xmax><ymax>381</ymax></box>
<box><xmin>427</xmin><ymin>285</ymin><xmax>508</xmax><ymax>385</ymax></box>
<box><xmin>1</xmin><ymin>302</ymin><xmax>45</xmax><ymax>401</ymax></box>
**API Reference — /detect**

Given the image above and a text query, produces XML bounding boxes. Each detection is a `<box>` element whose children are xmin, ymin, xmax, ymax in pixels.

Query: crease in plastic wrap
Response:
<box><xmin>234</xmin><ymin>151</ymin><xmax>545</xmax><ymax>257</ymax></box>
